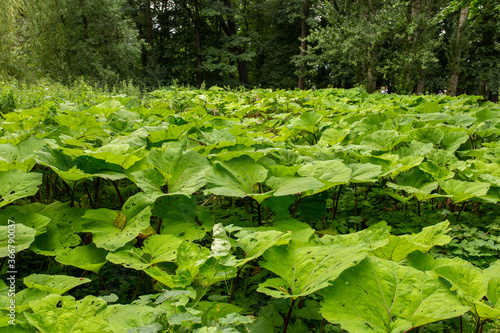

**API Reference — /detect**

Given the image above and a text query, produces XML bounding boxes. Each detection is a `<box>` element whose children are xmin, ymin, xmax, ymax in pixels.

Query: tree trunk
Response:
<box><xmin>364</xmin><ymin>0</ymin><xmax>378</xmax><ymax>93</ymax></box>
<box><xmin>80</xmin><ymin>0</ymin><xmax>88</xmax><ymax>40</ymax></box>
<box><xmin>447</xmin><ymin>6</ymin><xmax>469</xmax><ymax>97</ymax></box>
<box><xmin>145</xmin><ymin>0</ymin><xmax>153</xmax><ymax>49</ymax></box>
<box><xmin>405</xmin><ymin>0</ymin><xmax>421</xmax><ymax>93</ymax></box>
<box><xmin>219</xmin><ymin>0</ymin><xmax>249</xmax><ymax>85</ymax></box>
<box><xmin>193</xmin><ymin>0</ymin><xmax>203</xmax><ymax>88</ymax></box>
<box><xmin>181</xmin><ymin>0</ymin><xmax>203</xmax><ymax>88</ymax></box>
<box><xmin>298</xmin><ymin>0</ymin><xmax>308</xmax><ymax>89</ymax></box>
<box><xmin>416</xmin><ymin>69</ymin><xmax>426</xmax><ymax>95</ymax></box>
<box><xmin>366</xmin><ymin>48</ymin><xmax>377</xmax><ymax>93</ymax></box>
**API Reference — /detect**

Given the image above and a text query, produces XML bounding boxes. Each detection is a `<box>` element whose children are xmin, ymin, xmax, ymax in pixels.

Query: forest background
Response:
<box><xmin>0</xmin><ymin>0</ymin><xmax>498</xmax><ymax>99</ymax></box>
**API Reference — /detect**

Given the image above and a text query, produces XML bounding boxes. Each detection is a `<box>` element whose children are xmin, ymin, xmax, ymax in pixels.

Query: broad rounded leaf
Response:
<box><xmin>0</xmin><ymin>170</ymin><xmax>42</xmax><ymax>208</ymax></box>
<box><xmin>258</xmin><ymin>241</ymin><xmax>367</xmax><ymax>298</ymax></box>
<box><xmin>23</xmin><ymin>274</ymin><xmax>91</xmax><ymax>294</ymax></box>
<box><xmin>320</xmin><ymin>256</ymin><xmax>469</xmax><ymax>332</ymax></box>
<box><xmin>55</xmin><ymin>243</ymin><xmax>108</xmax><ymax>274</ymax></box>
<box><xmin>0</xmin><ymin>224</ymin><xmax>36</xmax><ymax>257</ymax></box>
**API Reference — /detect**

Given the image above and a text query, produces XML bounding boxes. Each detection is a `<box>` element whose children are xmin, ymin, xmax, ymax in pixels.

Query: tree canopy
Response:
<box><xmin>0</xmin><ymin>0</ymin><xmax>498</xmax><ymax>98</ymax></box>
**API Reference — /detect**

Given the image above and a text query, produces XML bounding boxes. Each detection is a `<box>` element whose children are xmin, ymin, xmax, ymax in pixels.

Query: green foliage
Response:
<box><xmin>0</xmin><ymin>86</ymin><xmax>499</xmax><ymax>332</ymax></box>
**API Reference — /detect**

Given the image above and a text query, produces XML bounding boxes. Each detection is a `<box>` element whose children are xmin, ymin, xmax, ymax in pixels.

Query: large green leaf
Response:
<box><xmin>348</xmin><ymin>163</ymin><xmax>382</xmax><ymax>183</ymax></box>
<box><xmin>146</xmin><ymin>147</ymin><xmax>211</xmax><ymax>195</ymax></box>
<box><xmin>257</xmin><ymin>241</ymin><xmax>367</xmax><ymax>299</ymax></box>
<box><xmin>29</xmin><ymin>203</ymin><xmax>84</xmax><ymax>256</ymax></box>
<box><xmin>0</xmin><ymin>170</ymin><xmax>42</xmax><ymax>208</ymax></box>
<box><xmin>0</xmin><ymin>205</ymin><xmax>51</xmax><ymax>235</ymax></box>
<box><xmin>107</xmin><ymin>304</ymin><xmax>165</xmax><ymax>333</ymax></box>
<box><xmin>373</xmin><ymin>221</ymin><xmax>452</xmax><ymax>261</ymax></box>
<box><xmin>266</xmin><ymin>176</ymin><xmax>324</xmax><ymax>197</ymax></box>
<box><xmin>206</xmin><ymin>155</ymin><xmax>271</xmax><ymax>203</ymax></box>
<box><xmin>387</xmin><ymin>168</ymin><xmax>439</xmax><ymax>201</ymax></box>
<box><xmin>174</xmin><ymin>241</ymin><xmax>212</xmax><ymax>288</ymax></box>
<box><xmin>107</xmin><ymin>234</ymin><xmax>182</xmax><ymax>270</ymax></box>
<box><xmin>360</xmin><ymin>130</ymin><xmax>404</xmax><ymax>152</ymax></box>
<box><xmin>318</xmin><ymin>221</ymin><xmax>390</xmax><ymax>251</ymax></box>
<box><xmin>0</xmin><ymin>223</ymin><xmax>36</xmax><ymax>257</ymax></box>
<box><xmin>75</xmin><ymin>193</ymin><xmax>152</xmax><ymax>251</ymax></box>
<box><xmin>23</xmin><ymin>274</ymin><xmax>91</xmax><ymax>294</ymax></box>
<box><xmin>233</xmin><ymin>229</ymin><xmax>291</xmax><ymax>267</ymax></box>
<box><xmin>484</xmin><ymin>261</ymin><xmax>500</xmax><ymax>309</ymax></box>
<box><xmin>85</xmin><ymin>144</ymin><xmax>147</xmax><ymax>170</ymax></box>
<box><xmin>0</xmin><ymin>288</ymin><xmax>49</xmax><ymax>313</ymax></box>
<box><xmin>297</xmin><ymin>160</ymin><xmax>351</xmax><ymax>190</ymax></box>
<box><xmin>288</xmin><ymin>111</ymin><xmax>323</xmax><ymax>134</ymax></box>
<box><xmin>441</xmin><ymin>131</ymin><xmax>469</xmax><ymax>152</ymax></box>
<box><xmin>432</xmin><ymin>258</ymin><xmax>500</xmax><ymax>320</ymax></box>
<box><xmin>55</xmin><ymin>243</ymin><xmax>108</xmax><ymax>274</ymax></box>
<box><xmin>320</xmin><ymin>256</ymin><xmax>469</xmax><ymax>332</ymax></box>
<box><xmin>154</xmin><ymin>196</ymin><xmax>213</xmax><ymax>241</ymax></box>
<box><xmin>411</xmin><ymin>127</ymin><xmax>444</xmax><ymax>144</ymax></box>
<box><xmin>438</xmin><ymin>179</ymin><xmax>490</xmax><ymax>203</ymax></box>
<box><xmin>34</xmin><ymin>146</ymin><xmax>91</xmax><ymax>184</ymax></box>
<box><xmin>317</xmin><ymin>128</ymin><xmax>350</xmax><ymax>146</ymax></box>
<box><xmin>24</xmin><ymin>295</ymin><xmax>112</xmax><ymax>333</ymax></box>
<box><xmin>0</xmin><ymin>136</ymin><xmax>46</xmax><ymax>172</ymax></box>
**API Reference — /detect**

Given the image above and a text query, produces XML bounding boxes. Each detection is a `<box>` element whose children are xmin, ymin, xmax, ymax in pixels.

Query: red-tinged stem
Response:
<box><xmin>283</xmin><ymin>298</ymin><xmax>298</xmax><ymax>333</ymax></box>
<box><xmin>257</xmin><ymin>201</ymin><xmax>262</xmax><ymax>226</ymax></box>
<box><xmin>228</xmin><ymin>264</ymin><xmax>245</xmax><ymax>304</ymax></box>
<box><xmin>291</xmin><ymin>195</ymin><xmax>302</xmax><ymax>218</ymax></box>
<box><xmin>319</xmin><ymin>318</ymin><xmax>326</xmax><ymax>333</ymax></box>
<box><xmin>83</xmin><ymin>182</ymin><xmax>94</xmax><ymax>209</ymax></box>
<box><xmin>112</xmin><ymin>180</ymin><xmax>124</xmax><ymax>206</ymax></box>
<box><xmin>456</xmin><ymin>201</ymin><xmax>467</xmax><ymax>223</ymax></box>
<box><xmin>132</xmin><ymin>271</ymin><xmax>145</xmax><ymax>301</ymax></box>
<box><xmin>93</xmin><ymin>178</ymin><xmax>101</xmax><ymax>208</ymax></box>
<box><xmin>70</xmin><ymin>182</ymin><xmax>78</xmax><ymax>208</ymax></box>
<box><xmin>97</xmin><ymin>272</ymin><xmax>110</xmax><ymax>294</ymax></box>
<box><xmin>156</xmin><ymin>217</ymin><xmax>163</xmax><ymax>234</ymax></box>
<box><xmin>0</xmin><ymin>257</ymin><xmax>6</xmax><ymax>272</ymax></box>
<box><xmin>353</xmin><ymin>183</ymin><xmax>358</xmax><ymax>216</ymax></box>
<box><xmin>332</xmin><ymin>185</ymin><xmax>343</xmax><ymax>221</ymax></box>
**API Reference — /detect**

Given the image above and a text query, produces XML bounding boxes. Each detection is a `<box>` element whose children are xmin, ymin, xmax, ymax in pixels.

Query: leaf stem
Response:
<box><xmin>0</xmin><ymin>257</ymin><xmax>6</xmax><ymax>272</ymax></box>
<box><xmin>97</xmin><ymin>272</ymin><xmax>110</xmax><ymax>294</ymax></box>
<box><xmin>112</xmin><ymin>180</ymin><xmax>124</xmax><ymax>206</ymax></box>
<box><xmin>257</xmin><ymin>201</ymin><xmax>262</xmax><ymax>226</ymax></box>
<box><xmin>353</xmin><ymin>183</ymin><xmax>358</xmax><ymax>216</ymax></box>
<box><xmin>228</xmin><ymin>264</ymin><xmax>245</xmax><ymax>304</ymax></box>
<box><xmin>456</xmin><ymin>201</ymin><xmax>467</xmax><ymax>223</ymax></box>
<box><xmin>332</xmin><ymin>185</ymin><xmax>343</xmax><ymax>221</ymax></box>
<box><xmin>70</xmin><ymin>181</ymin><xmax>78</xmax><ymax>207</ymax></box>
<box><xmin>93</xmin><ymin>178</ymin><xmax>101</xmax><ymax>208</ymax></box>
<box><xmin>474</xmin><ymin>318</ymin><xmax>482</xmax><ymax>333</ymax></box>
<box><xmin>156</xmin><ymin>217</ymin><xmax>163</xmax><ymax>234</ymax></box>
<box><xmin>319</xmin><ymin>318</ymin><xmax>326</xmax><ymax>333</ymax></box>
<box><xmin>291</xmin><ymin>195</ymin><xmax>302</xmax><ymax>218</ymax></box>
<box><xmin>132</xmin><ymin>271</ymin><xmax>145</xmax><ymax>301</ymax></box>
<box><xmin>83</xmin><ymin>182</ymin><xmax>94</xmax><ymax>209</ymax></box>
<box><xmin>283</xmin><ymin>297</ymin><xmax>297</xmax><ymax>333</ymax></box>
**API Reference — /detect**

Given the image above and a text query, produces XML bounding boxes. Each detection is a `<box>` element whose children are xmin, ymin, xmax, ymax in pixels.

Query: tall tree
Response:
<box><xmin>180</xmin><ymin>0</ymin><xmax>204</xmax><ymax>88</ymax></box>
<box><xmin>447</xmin><ymin>4</ymin><xmax>469</xmax><ymax>96</ymax></box>
<box><xmin>0</xmin><ymin>0</ymin><xmax>25</xmax><ymax>77</ymax></box>
<box><xmin>217</xmin><ymin>0</ymin><xmax>251</xmax><ymax>85</ymax></box>
<box><xmin>309</xmin><ymin>0</ymin><xmax>400</xmax><ymax>92</ymax></box>
<box><xmin>297</xmin><ymin>0</ymin><xmax>308</xmax><ymax>89</ymax></box>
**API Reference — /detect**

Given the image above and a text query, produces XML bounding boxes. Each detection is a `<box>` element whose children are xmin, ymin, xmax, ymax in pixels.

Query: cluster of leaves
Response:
<box><xmin>0</xmin><ymin>85</ymin><xmax>499</xmax><ymax>332</ymax></box>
